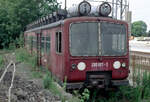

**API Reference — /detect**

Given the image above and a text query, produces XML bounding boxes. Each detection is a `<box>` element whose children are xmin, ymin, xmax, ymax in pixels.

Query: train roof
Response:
<box><xmin>25</xmin><ymin>1</ymin><xmax>129</xmax><ymax>33</ymax></box>
<box><xmin>25</xmin><ymin>16</ymin><xmax>128</xmax><ymax>33</ymax></box>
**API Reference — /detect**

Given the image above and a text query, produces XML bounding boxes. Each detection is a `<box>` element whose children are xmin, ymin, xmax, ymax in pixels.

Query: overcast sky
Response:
<box><xmin>130</xmin><ymin>0</ymin><xmax>150</xmax><ymax>30</ymax></box>
<box><xmin>58</xmin><ymin>0</ymin><xmax>150</xmax><ymax>30</ymax></box>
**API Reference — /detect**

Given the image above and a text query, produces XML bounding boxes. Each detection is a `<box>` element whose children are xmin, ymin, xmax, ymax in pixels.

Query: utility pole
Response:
<box><xmin>65</xmin><ymin>0</ymin><xmax>67</xmax><ymax>10</ymax></box>
<box><xmin>120</xmin><ymin>0</ymin><xmax>123</xmax><ymax>19</ymax></box>
<box><xmin>111</xmin><ymin>0</ymin><xmax>129</xmax><ymax>20</ymax></box>
<box><xmin>112</xmin><ymin>0</ymin><xmax>114</xmax><ymax>17</ymax></box>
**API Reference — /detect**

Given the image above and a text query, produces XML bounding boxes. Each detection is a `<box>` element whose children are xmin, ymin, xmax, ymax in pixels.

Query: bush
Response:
<box><xmin>43</xmin><ymin>72</ymin><xmax>52</xmax><ymax>89</ymax></box>
<box><xmin>80</xmin><ymin>88</ymin><xmax>90</xmax><ymax>102</ymax></box>
<box><xmin>95</xmin><ymin>68</ymin><xmax>150</xmax><ymax>102</ymax></box>
<box><xmin>32</xmin><ymin>71</ymin><xmax>43</xmax><ymax>78</ymax></box>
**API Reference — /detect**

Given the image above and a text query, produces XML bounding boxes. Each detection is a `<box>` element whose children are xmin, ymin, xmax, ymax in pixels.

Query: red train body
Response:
<box><xmin>25</xmin><ymin>16</ymin><xmax>129</xmax><ymax>89</ymax></box>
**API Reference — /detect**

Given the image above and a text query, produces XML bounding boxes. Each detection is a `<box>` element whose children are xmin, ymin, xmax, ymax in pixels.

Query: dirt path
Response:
<box><xmin>0</xmin><ymin>52</ymin><xmax>60</xmax><ymax>102</ymax></box>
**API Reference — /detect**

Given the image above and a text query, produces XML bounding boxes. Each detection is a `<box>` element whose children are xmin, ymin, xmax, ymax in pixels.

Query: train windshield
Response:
<box><xmin>70</xmin><ymin>22</ymin><xmax>127</xmax><ymax>56</ymax></box>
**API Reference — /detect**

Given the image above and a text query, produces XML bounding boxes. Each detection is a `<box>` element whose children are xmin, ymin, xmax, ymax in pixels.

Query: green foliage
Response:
<box><xmin>14</xmin><ymin>34</ymin><xmax>24</xmax><ymax>48</ymax></box>
<box><xmin>43</xmin><ymin>71</ymin><xmax>67</xmax><ymax>101</ymax></box>
<box><xmin>43</xmin><ymin>72</ymin><xmax>52</xmax><ymax>89</ymax></box>
<box><xmin>40</xmin><ymin>0</ymin><xmax>59</xmax><ymax>16</ymax></box>
<box><xmin>91</xmin><ymin>90</ymin><xmax>98</xmax><ymax>102</ymax></box>
<box><xmin>63</xmin><ymin>76</ymin><xmax>67</xmax><ymax>90</ymax></box>
<box><xmin>32</xmin><ymin>71</ymin><xmax>43</xmax><ymax>78</ymax></box>
<box><xmin>0</xmin><ymin>0</ymin><xmax>59</xmax><ymax>48</ymax></box>
<box><xmin>147</xmin><ymin>30</ymin><xmax>150</xmax><ymax>37</ymax></box>
<box><xmin>80</xmin><ymin>88</ymin><xmax>90</xmax><ymax>102</ymax></box>
<box><xmin>8</xmin><ymin>43</ymin><xmax>16</xmax><ymax>50</ymax></box>
<box><xmin>95</xmin><ymin>68</ymin><xmax>150</xmax><ymax>102</ymax></box>
<box><xmin>15</xmin><ymin>48</ymin><xmax>37</xmax><ymax>68</ymax></box>
<box><xmin>131</xmin><ymin>21</ymin><xmax>147</xmax><ymax>37</ymax></box>
<box><xmin>0</xmin><ymin>55</ymin><xmax>4</xmax><ymax>68</ymax></box>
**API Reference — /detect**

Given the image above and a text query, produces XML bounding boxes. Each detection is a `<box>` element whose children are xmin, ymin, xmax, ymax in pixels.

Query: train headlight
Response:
<box><xmin>113</xmin><ymin>61</ymin><xmax>121</xmax><ymax>69</ymax></box>
<box><xmin>79</xmin><ymin>1</ymin><xmax>91</xmax><ymax>16</ymax></box>
<box><xmin>77</xmin><ymin>62</ymin><xmax>86</xmax><ymax>71</ymax></box>
<box><xmin>99</xmin><ymin>2</ymin><xmax>111</xmax><ymax>16</ymax></box>
<box><xmin>122</xmin><ymin>62</ymin><xmax>126</xmax><ymax>68</ymax></box>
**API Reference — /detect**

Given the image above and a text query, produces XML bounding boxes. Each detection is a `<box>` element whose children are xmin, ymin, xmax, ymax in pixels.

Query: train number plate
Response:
<box><xmin>91</xmin><ymin>62</ymin><xmax>109</xmax><ymax>68</ymax></box>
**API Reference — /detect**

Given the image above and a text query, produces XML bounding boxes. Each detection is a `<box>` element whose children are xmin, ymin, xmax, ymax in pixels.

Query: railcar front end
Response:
<box><xmin>64</xmin><ymin>17</ymin><xmax>129</xmax><ymax>89</ymax></box>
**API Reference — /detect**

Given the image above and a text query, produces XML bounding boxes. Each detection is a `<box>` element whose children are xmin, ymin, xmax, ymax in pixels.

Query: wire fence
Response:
<box><xmin>130</xmin><ymin>51</ymin><xmax>150</xmax><ymax>70</ymax></box>
<box><xmin>129</xmin><ymin>51</ymin><xmax>150</xmax><ymax>85</ymax></box>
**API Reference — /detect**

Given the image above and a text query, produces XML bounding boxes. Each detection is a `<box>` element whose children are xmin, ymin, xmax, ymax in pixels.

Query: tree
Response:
<box><xmin>0</xmin><ymin>0</ymin><xmax>59</xmax><ymax>48</ymax></box>
<box><xmin>131</xmin><ymin>21</ymin><xmax>147</xmax><ymax>37</ymax></box>
<box><xmin>39</xmin><ymin>0</ymin><xmax>59</xmax><ymax>16</ymax></box>
<box><xmin>147</xmin><ymin>30</ymin><xmax>150</xmax><ymax>37</ymax></box>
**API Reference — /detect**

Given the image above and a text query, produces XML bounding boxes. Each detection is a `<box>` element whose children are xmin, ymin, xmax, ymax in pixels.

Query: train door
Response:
<box><xmin>55</xmin><ymin>31</ymin><xmax>63</xmax><ymax>80</ymax></box>
<box><xmin>36</xmin><ymin>31</ymin><xmax>42</xmax><ymax>66</ymax></box>
<box><xmin>45</xmin><ymin>31</ymin><xmax>51</xmax><ymax>68</ymax></box>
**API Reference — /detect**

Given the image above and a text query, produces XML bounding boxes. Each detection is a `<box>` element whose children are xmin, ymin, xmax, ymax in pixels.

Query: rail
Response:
<box><xmin>0</xmin><ymin>61</ymin><xmax>16</xmax><ymax>102</ymax></box>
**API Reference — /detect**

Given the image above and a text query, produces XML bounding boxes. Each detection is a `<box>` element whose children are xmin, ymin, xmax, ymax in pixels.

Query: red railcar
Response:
<box><xmin>25</xmin><ymin>1</ymin><xmax>129</xmax><ymax>89</ymax></box>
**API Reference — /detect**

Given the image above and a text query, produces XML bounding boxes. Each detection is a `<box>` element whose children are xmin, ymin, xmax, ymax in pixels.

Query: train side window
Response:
<box><xmin>41</xmin><ymin>37</ymin><xmax>45</xmax><ymax>52</ymax></box>
<box><xmin>56</xmin><ymin>32</ymin><xmax>62</xmax><ymax>53</ymax></box>
<box><xmin>46</xmin><ymin>36</ymin><xmax>50</xmax><ymax>53</ymax></box>
<box><xmin>29</xmin><ymin>36</ymin><xmax>33</xmax><ymax>50</ymax></box>
<box><xmin>33</xmin><ymin>36</ymin><xmax>37</xmax><ymax>48</ymax></box>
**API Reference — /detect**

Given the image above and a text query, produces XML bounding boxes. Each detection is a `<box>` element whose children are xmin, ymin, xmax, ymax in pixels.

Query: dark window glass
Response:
<box><xmin>33</xmin><ymin>37</ymin><xmax>37</xmax><ymax>48</ymax></box>
<box><xmin>29</xmin><ymin>36</ymin><xmax>33</xmax><ymax>50</ymax></box>
<box><xmin>70</xmin><ymin>22</ymin><xmax>127</xmax><ymax>56</ymax></box>
<box><xmin>56</xmin><ymin>32</ymin><xmax>62</xmax><ymax>53</ymax></box>
<box><xmin>41</xmin><ymin>37</ymin><xmax>45</xmax><ymax>52</ymax></box>
<box><xmin>70</xmin><ymin>22</ymin><xmax>99</xmax><ymax>56</ymax></box>
<box><xmin>101</xmin><ymin>22</ymin><xmax>127</xmax><ymax>56</ymax></box>
<box><xmin>46</xmin><ymin>36</ymin><xmax>50</xmax><ymax>53</ymax></box>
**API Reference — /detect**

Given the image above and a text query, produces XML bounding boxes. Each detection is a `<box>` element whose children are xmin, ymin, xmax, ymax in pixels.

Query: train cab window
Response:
<box><xmin>70</xmin><ymin>22</ymin><xmax>99</xmax><ymax>56</ymax></box>
<box><xmin>101</xmin><ymin>22</ymin><xmax>127</xmax><ymax>56</ymax></box>
<box><xmin>46</xmin><ymin>36</ymin><xmax>50</xmax><ymax>53</ymax></box>
<box><xmin>56</xmin><ymin>32</ymin><xmax>62</xmax><ymax>53</ymax></box>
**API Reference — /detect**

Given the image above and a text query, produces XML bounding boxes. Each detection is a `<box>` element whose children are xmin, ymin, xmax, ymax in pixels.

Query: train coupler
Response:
<box><xmin>85</xmin><ymin>71</ymin><xmax>112</xmax><ymax>89</ymax></box>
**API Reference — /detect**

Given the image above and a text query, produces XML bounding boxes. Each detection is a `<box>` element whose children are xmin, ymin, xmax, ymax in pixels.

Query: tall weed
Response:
<box><xmin>15</xmin><ymin>48</ymin><xmax>37</xmax><ymax>68</ymax></box>
<box><xmin>0</xmin><ymin>55</ymin><xmax>4</xmax><ymax>68</ymax></box>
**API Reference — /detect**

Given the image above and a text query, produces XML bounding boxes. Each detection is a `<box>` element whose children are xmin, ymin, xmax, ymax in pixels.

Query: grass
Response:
<box><xmin>92</xmin><ymin>66</ymin><xmax>150</xmax><ymax>102</ymax></box>
<box><xmin>43</xmin><ymin>71</ymin><xmax>68</xmax><ymax>102</ymax></box>
<box><xmin>0</xmin><ymin>55</ymin><xmax>4</xmax><ymax>68</ymax></box>
<box><xmin>15</xmin><ymin>48</ymin><xmax>72</xmax><ymax>102</ymax></box>
<box><xmin>15</xmin><ymin>48</ymin><xmax>37</xmax><ymax>68</ymax></box>
<box><xmin>15</xmin><ymin>48</ymin><xmax>150</xmax><ymax>102</ymax></box>
<box><xmin>32</xmin><ymin>71</ymin><xmax>43</xmax><ymax>78</ymax></box>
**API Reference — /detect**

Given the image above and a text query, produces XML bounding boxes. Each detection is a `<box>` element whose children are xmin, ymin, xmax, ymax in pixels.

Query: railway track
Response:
<box><xmin>0</xmin><ymin>53</ymin><xmax>60</xmax><ymax>102</ymax></box>
<box><xmin>0</xmin><ymin>61</ymin><xmax>16</xmax><ymax>102</ymax></box>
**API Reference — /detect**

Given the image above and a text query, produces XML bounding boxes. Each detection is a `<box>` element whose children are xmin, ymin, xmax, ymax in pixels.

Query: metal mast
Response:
<box><xmin>112</xmin><ymin>0</ymin><xmax>129</xmax><ymax>20</ymax></box>
<box><xmin>65</xmin><ymin>0</ymin><xmax>67</xmax><ymax>10</ymax></box>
